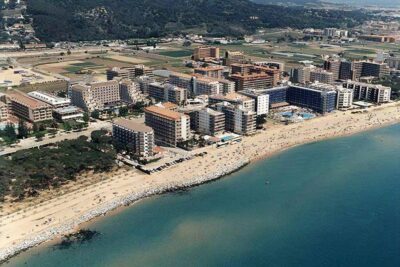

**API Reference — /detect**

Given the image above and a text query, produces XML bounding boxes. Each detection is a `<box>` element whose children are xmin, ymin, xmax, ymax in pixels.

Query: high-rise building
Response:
<box><xmin>194</xmin><ymin>66</ymin><xmax>224</xmax><ymax>79</ymax></box>
<box><xmin>224</xmin><ymin>51</ymin><xmax>247</xmax><ymax>66</ymax></box>
<box><xmin>209</xmin><ymin>92</ymin><xmax>255</xmax><ymax>112</ymax></box>
<box><xmin>193</xmin><ymin>46</ymin><xmax>220</xmax><ymax>61</ymax></box>
<box><xmin>231</xmin><ymin>64</ymin><xmax>280</xmax><ymax>86</ymax></box>
<box><xmin>290</xmin><ymin>66</ymin><xmax>313</xmax><ymax>84</ymax></box>
<box><xmin>310</xmin><ymin>69</ymin><xmax>334</xmax><ymax>84</ymax></box>
<box><xmin>106</xmin><ymin>65</ymin><xmax>154</xmax><ymax>81</ymax></box>
<box><xmin>136</xmin><ymin>75</ymin><xmax>156</xmax><ymax>95</ymax></box>
<box><xmin>339</xmin><ymin>61</ymin><xmax>352</xmax><ymax>80</ymax></box>
<box><xmin>323</xmin><ymin>59</ymin><xmax>341</xmax><ymax>80</ymax></box>
<box><xmin>336</xmin><ymin>87</ymin><xmax>354</xmax><ymax>109</ymax></box>
<box><xmin>352</xmin><ymin>61</ymin><xmax>390</xmax><ymax>81</ymax></box>
<box><xmin>237</xmin><ymin>90</ymin><xmax>270</xmax><ymax>116</ymax></box>
<box><xmin>119</xmin><ymin>79</ymin><xmax>142</xmax><ymax>104</ymax></box>
<box><xmin>148</xmin><ymin>83</ymin><xmax>187</xmax><ymax>105</ymax></box>
<box><xmin>144</xmin><ymin>105</ymin><xmax>190</xmax><ymax>147</ymax></box>
<box><xmin>230</xmin><ymin>73</ymin><xmax>274</xmax><ymax>91</ymax></box>
<box><xmin>198</xmin><ymin>108</ymin><xmax>225</xmax><ymax>136</ymax></box>
<box><xmin>71</xmin><ymin>80</ymin><xmax>120</xmax><ymax>111</ymax></box>
<box><xmin>8</xmin><ymin>91</ymin><xmax>53</xmax><ymax>122</ymax></box>
<box><xmin>342</xmin><ymin>81</ymin><xmax>391</xmax><ymax>103</ymax></box>
<box><xmin>214</xmin><ymin>102</ymin><xmax>256</xmax><ymax>135</ymax></box>
<box><xmin>261</xmin><ymin>84</ymin><xmax>338</xmax><ymax>114</ymax></box>
<box><xmin>112</xmin><ymin>118</ymin><xmax>155</xmax><ymax>158</ymax></box>
<box><xmin>169</xmin><ymin>72</ymin><xmax>192</xmax><ymax>91</ymax></box>
<box><xmin>192</xmin><ymin>77</ymin><xmax>220</xmax><ymax>96</ymax></box>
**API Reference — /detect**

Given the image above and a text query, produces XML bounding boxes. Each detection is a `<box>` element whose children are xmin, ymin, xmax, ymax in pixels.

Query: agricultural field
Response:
<box><xmin>157</xmin><ymin>50</ymin><xmax>193</xmax><ymax>58</ymax></box>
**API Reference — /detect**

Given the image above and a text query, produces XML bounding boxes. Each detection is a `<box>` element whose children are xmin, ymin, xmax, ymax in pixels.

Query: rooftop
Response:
<box><xmin>113</xmin><ymin>118</ymin><xmax>153</xmax><ymax>132</ymax></box>
<box><xmin>28</xmin><ymin>91</ymin><xmax>70</xmax><ymax>106</ymax></box>
<box><xmin>145</xmin><ymin>105</ymin><xmax>187</xmax><ymax>121</ymax></box>
<box><xmin>8</xmin><ymin>91</ymin><xmax>51</xmax><ymax>109</ymax></box>
<box><xmin>53</xmin><ymin>106</ymin><xmax>83</xmax><ymax>115</ymax></box>
<box><xmin>194</xmin><ymin>66</ymin><xmax>224</xmax><ymax>71</ymax></box>
<box><xmin>210</xmin><ymin>92</ymin><xmax>252</xmax><ymax>102</ymax></box>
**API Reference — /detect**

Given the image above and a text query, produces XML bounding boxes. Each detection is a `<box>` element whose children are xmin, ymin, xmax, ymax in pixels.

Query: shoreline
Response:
<box><xmin>1</xmin><ymin>102</ymin><xmax>400</xmax><ymax>263</ymax></box>
<box><xmin>0</xmin><ymin>160</ymin><xmax>250</xmax><ymax>263</ymax></box>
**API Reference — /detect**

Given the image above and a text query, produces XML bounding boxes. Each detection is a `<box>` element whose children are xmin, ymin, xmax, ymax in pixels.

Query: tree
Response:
<box><xmin>256</xmin><ymin>115</ymin><xmax>267</xmax><ymax>129</ymax></box>
<box><xmin>119</xmin><ymin>106</ymin><xmax>129</xmax><ymax>117</ymax></box>
<box><xmin>91</xmin><ymin>110</ymin><xmax>100</xmax><ymax>119</ymax></box>
<box><xmin>48</xmin><ymin>129</ymin><xmax>58</xmax><ymax>137</ymax></box>
<box><xmin>3</xmin><ymin>123</ymin><xmax>17</xmax><ymax>143</ymax></box>
<box><xmin>35</xmin><ymin>132</ymin><xmax>45</xmax><ymax>141</ymax></box>
<box><xmin>83</xmin><ymin>112</ymin><xmax>90</xmax><ymax>123</ymax></box>
<box><xmin>63</xmin><ymin>122</ymin><xmax>72</xmax><ymax>132</ymax></box>
<box><xmin>32</xmin><ymin>123</ymin><xmax>39</xmax><ymax>133</ymax></box>
<box><xmin>17</xmin><ymin>120</ymin><xmax>29</xmax><ymax>139</ymax></box>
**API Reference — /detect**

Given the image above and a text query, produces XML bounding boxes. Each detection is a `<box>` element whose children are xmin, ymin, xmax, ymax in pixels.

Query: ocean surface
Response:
<box><xmin>5</xmin><ymin>124</ymin><xmax>400</xmax><ymax>267</ymax></box>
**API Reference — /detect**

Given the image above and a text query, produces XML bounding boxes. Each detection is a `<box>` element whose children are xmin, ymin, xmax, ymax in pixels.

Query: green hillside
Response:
<box><xmin>27</xmin><ymin>0</ymin><xmax>368</xmax><ymax>42</ymax></box>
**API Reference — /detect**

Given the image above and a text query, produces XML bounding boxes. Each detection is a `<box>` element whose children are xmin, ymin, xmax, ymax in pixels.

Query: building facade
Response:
<box><xmin>342</xmin><ymin>81</ymin><xmax>391</xmax><ymax>103</ymax></box>
<box><xmin>8</xmin><ymin>91</ymin><xmax>53</xmax><ymax>122</ymax></box>
<box><xmin>144</xmin><ymin>105</ymin><xmax>190</xmax><ymax>147</ymax></box>
<box><xmin>193</xmin><ymin>46</ymin><xmax>220</xmax><ymax>61</ymax></box>
<box><xmin>198</xmin><ymin>108</ymin><xmax>225</xmax><ymax>136</ymax></box>
<box><xmin>71</xmin><ymin>80</ymin><xmax>120</xmax><ymax>111</ymax></box>
<box><xmin>113</xmin><ymin>118</ymin><xmax>155</xmax><ymax>158</ymax></box>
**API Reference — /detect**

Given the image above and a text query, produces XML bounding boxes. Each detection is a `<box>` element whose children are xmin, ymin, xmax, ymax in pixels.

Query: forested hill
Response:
<box><xmin>27</xmin><ymin>0</ymin><xmax>368</xmax><ymax>42</ymax></box>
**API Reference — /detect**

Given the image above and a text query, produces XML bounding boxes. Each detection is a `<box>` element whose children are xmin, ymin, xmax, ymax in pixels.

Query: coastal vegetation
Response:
<box><xmin>0</xmin><ymin>133</ymin><xmax>116</xmax><ymax>202</ymax></box>
<box><xmin>26</xmin><ymin>0</ymin><xmax>369</xmax><ymax>42</ymax></box>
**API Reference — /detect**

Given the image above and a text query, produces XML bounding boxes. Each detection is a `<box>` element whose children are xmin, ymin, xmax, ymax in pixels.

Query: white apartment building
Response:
<box><xmin>336</xmin><ymin>87</ymin><xmax>354</xmax><ymax>109</ymax></box>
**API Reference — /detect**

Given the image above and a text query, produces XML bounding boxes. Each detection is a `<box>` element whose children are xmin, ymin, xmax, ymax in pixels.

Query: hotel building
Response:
<box><xmin>194</xmin><ymin>66</ymin><xmax>224</xmax><ymax>79</ymax></box>
<box><xmin>230</xmin><ymin>73</ymin><xmax>274</xmax><ymax>91</ymax></box>
<box><xmin>336</xmin><ymin>87</ymin><xmax>354</xmax><ymax>109</ymax></box>
<box><xmin>238</xmin><ymin>90</ymin><xmax>270</xmax><ymax>115</ymax></box>
<box><xmin>209</xmin><ymin>92</ymin><xmax>255</xmax><ymax>112</ymax></box>
<box><xmin>214</xmin><ymin>102</ymin><xmax>256</xmax><ymax>135</ymax></box>
<box><xmin>310</xmin><ymin>69</ymin><xmax>334</xmax><ymax>84</ymax></box>
<box><xmin>144</xmin><ymin>105</ymin><xmax>190</xmax><ymax>147</ymax></box>
<box><xmin>323</xmin><ymin>59</ymin><xmax>352</xmax><ymax>81</ymax></box>
<box><xmin>113</xmin><ymin>118</ymin><xmax>155</xmax><ymax>158</ymax></box>
<box><xmin>8</xmin><ymin>91</ymin><xmax>53</xmax><ymax>122</ymax></box>
<box><xmin>198</xmin><ymin>108</ymin><xmax>225</xmax><ymax>136</ymax></box>
<box><xmin>261</xmin><ymin>84</ymin><xmax>338</xmax><ymax>114</ymax></box>
<box><xmin>352</xmin><ymin>61</ymin><xmax>390</xmax><ymax>81</ymax></box>
<box><xmin>193</xmin><ymin>46</ymin><xmax>220</xmax><ymax>61</ymax></box>
<box><xmin>71</xmin><ymin>80</ymin><xmax>120</xmax><ymax>111</ymax></box>
<box><xmin>342</xmin><ymin>81</ymin><xmax>391</xmax><ymax>104</ymax></box>
<box><xmin>148</xmin><ymin>82</ymin><xmax>187</xmax><ymax>105</ymax></box>
<box><xmin>119</xmin><ymin>79</ymin><xmax>142</xmax><ymax>104</ymax></box>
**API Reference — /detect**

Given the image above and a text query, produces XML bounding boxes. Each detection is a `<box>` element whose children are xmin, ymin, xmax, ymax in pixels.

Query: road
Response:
<box><xmin>0</xmin><ymin>121</ymin><xmax>112</xmax><ymax>156</ymax></box>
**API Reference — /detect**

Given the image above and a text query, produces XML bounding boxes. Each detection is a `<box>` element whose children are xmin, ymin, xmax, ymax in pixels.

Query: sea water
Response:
<box><xmin>5</xmin><ymin>124</ymin><xmax>400</xmax><ymax>267</ymax></box>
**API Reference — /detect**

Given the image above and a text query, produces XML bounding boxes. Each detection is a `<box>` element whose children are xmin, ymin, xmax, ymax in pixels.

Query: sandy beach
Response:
<box><xmin>1</xmin><ymin>102</ymin><xmax>400</xmax><ymax>261</ymax></box>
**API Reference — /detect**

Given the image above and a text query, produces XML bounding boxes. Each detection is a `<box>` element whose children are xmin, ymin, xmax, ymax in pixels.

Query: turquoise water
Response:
<box><xmin>5</xmin><ymin>124</ymin><xmax>400</xmax><ymax>267</ymax></box>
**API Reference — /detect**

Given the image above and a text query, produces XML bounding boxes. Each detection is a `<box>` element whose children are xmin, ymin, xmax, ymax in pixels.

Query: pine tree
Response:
<box><xmin>17</xmin><ymin>120</ymin><xmax>29</xmax><ymax>139</ymax></box>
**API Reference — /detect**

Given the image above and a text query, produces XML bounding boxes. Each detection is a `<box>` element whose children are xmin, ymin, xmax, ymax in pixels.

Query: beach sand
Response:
<box><xmin>1</xmin><ymin>102</ymin><xmax>400</xmax><ymax>261</ymax></box>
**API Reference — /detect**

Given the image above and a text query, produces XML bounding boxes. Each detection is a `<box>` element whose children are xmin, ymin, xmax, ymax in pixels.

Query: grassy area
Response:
<box><xmin>71</xmin><ymin>62</ymin><xmax>100</xmax><ymax>67</ymax></box>
<box><xmin>158</xmin><ymin>50</ymin><xmax>193</xmax><ymax>58</ymax></box>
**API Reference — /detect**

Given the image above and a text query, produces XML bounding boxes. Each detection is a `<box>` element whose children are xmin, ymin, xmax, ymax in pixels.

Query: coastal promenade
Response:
<box><xmin>1</xmin><ymin>102</ymin><xmax>400</xmax><ymax>261</ymax></box>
